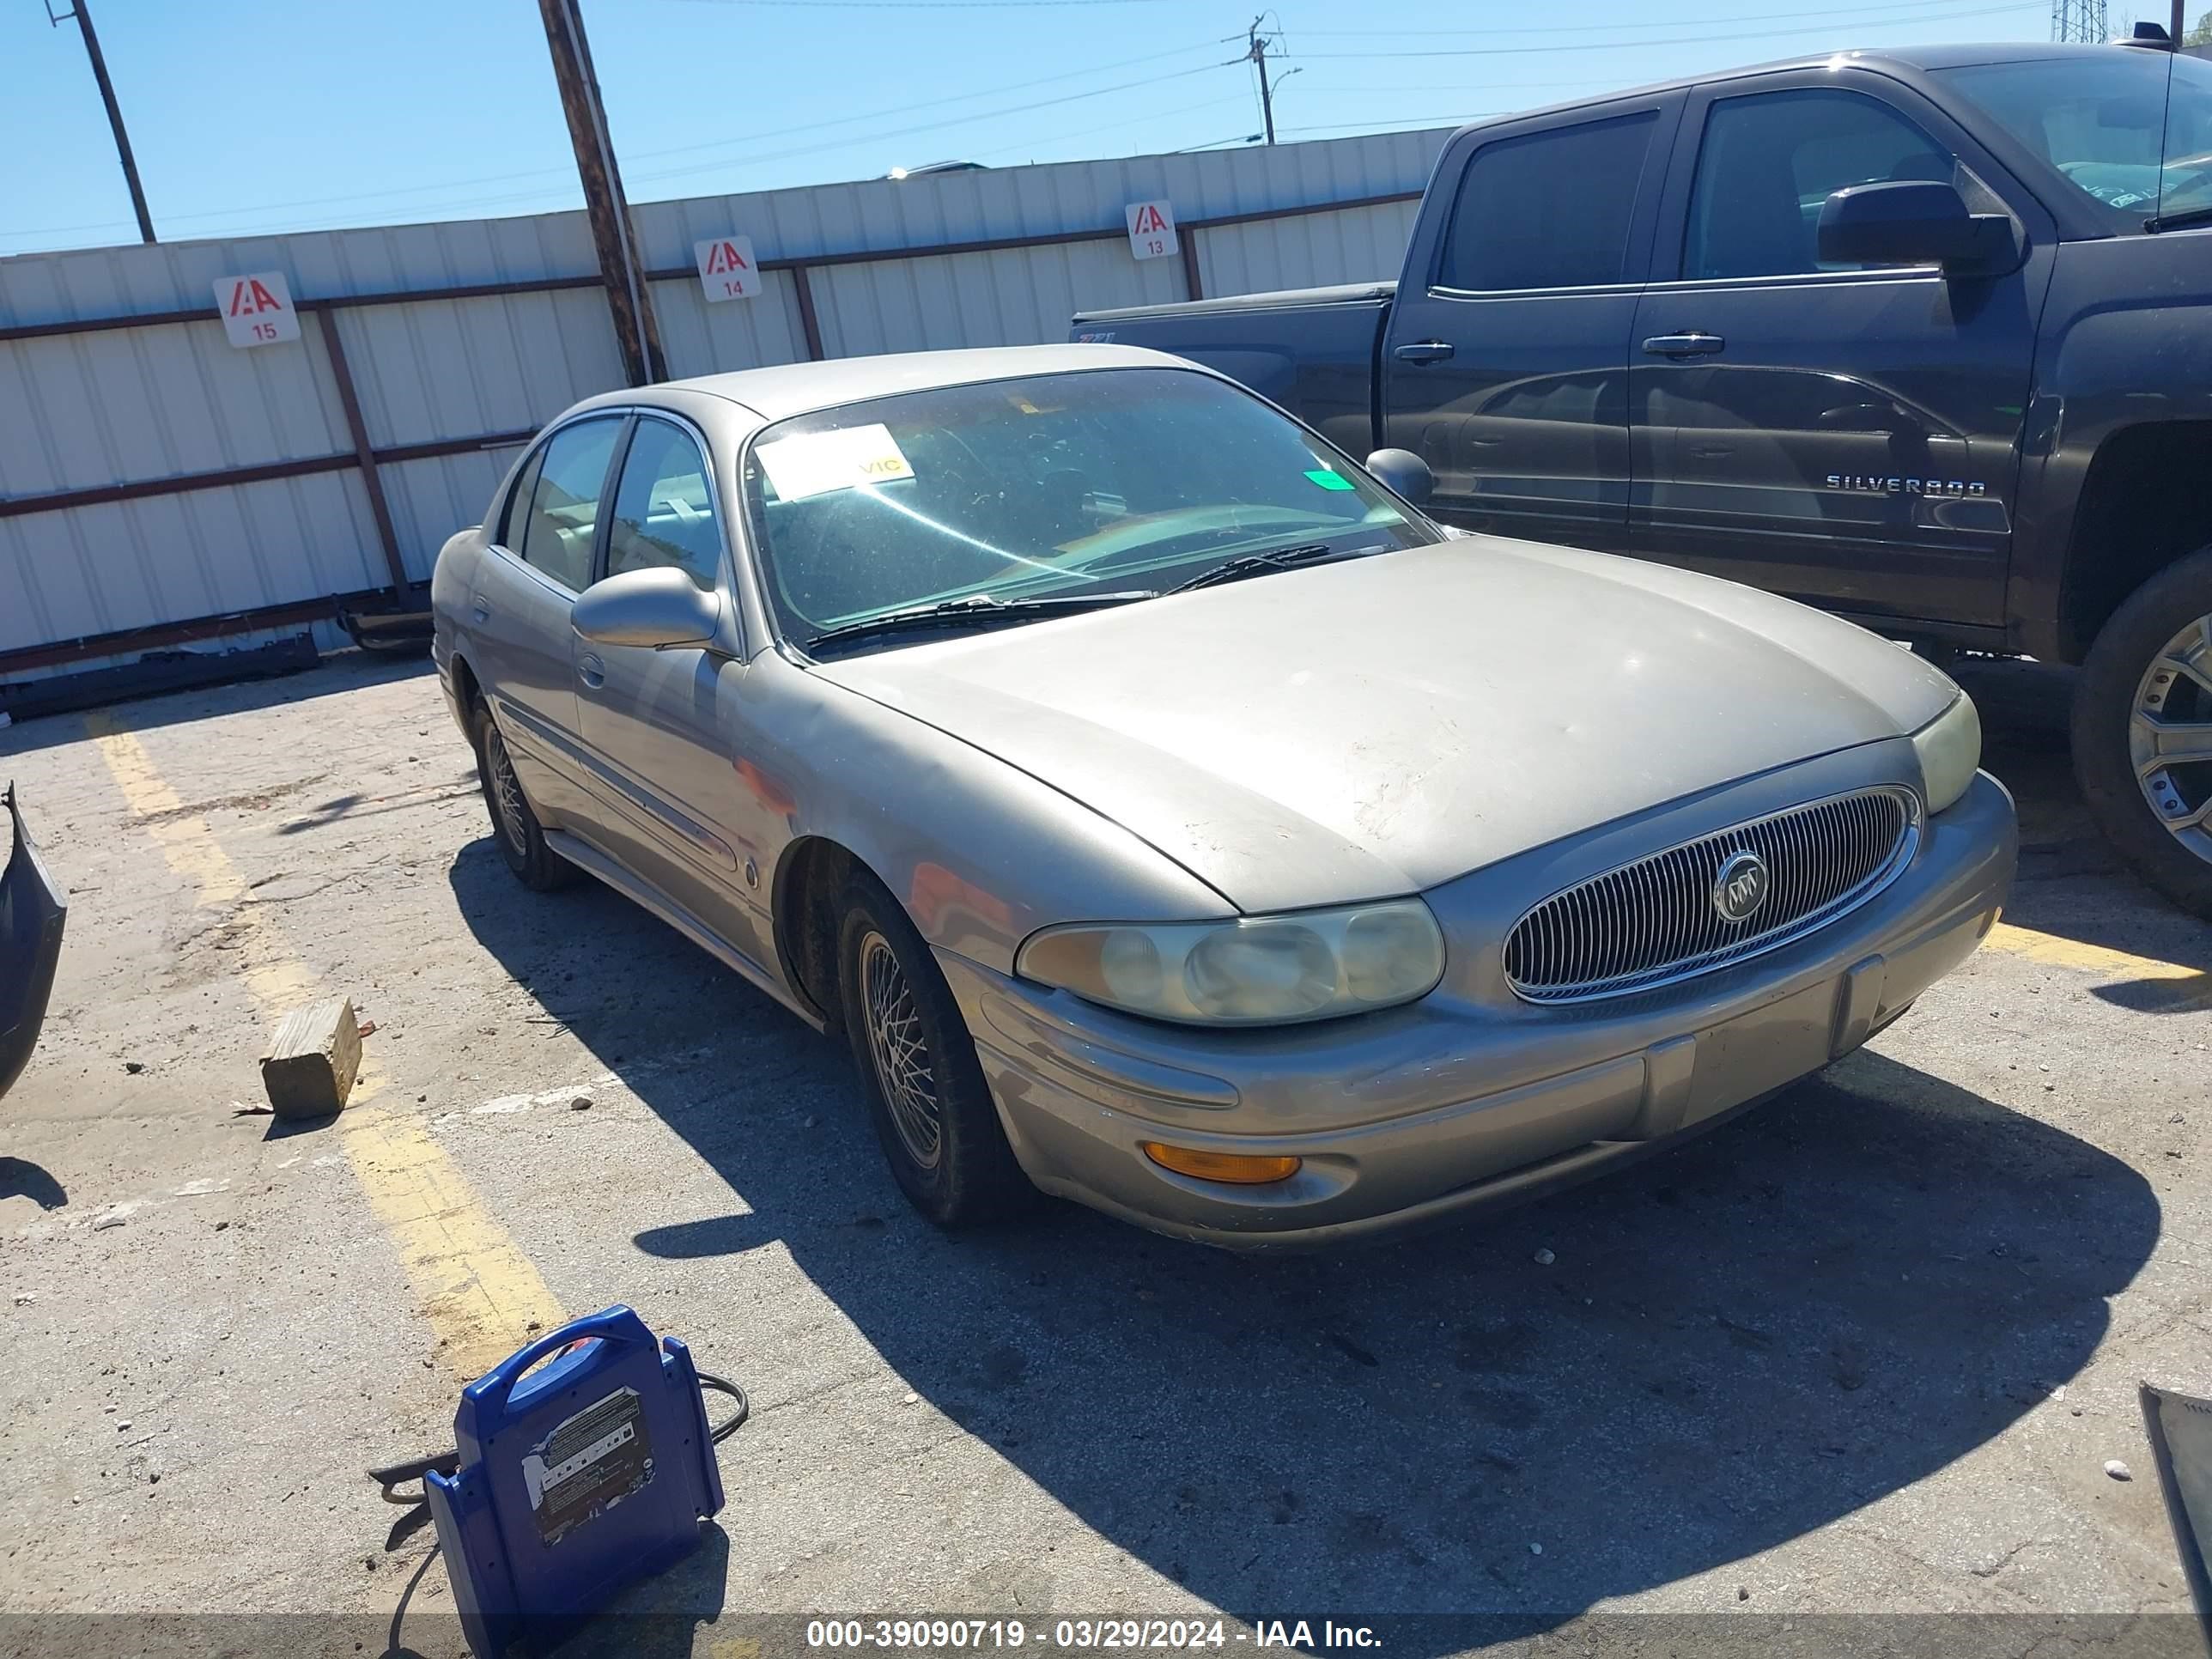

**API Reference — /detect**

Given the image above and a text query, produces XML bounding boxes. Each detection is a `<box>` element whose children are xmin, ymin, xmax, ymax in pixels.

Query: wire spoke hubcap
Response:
<box><xmin>2131</xmin><ymin>611</ymin><xmax>2212</xmax><ymax>866</ymax></box>
<box><xmin>860</xmin><ymin>931</ymin><xmax>942</xmax><ymax>1170</ymax></box>
<box><xmin>486</xmin><ymin>727</ymin><xmax>531</xmax><ymax>853</ymax></box>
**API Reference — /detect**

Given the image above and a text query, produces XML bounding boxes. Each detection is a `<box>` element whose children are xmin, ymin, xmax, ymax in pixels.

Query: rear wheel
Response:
<box><xmin>836</xmin><ymin>873</ymin><xmax>1035</xmax><ymax>1228</ymax></box>
<box><xmin>470</xmin><ymin>697</ymin><xmax>576</xmax><ymax>893</ymax></box>
<box><xmin>2072</xmin><ymin>544</ymin><xmax>2212</xmax><ymax>919</ymax></box>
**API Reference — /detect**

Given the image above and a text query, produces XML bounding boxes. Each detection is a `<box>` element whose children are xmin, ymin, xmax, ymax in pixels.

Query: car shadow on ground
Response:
<box><xmin>448</xmin><ymin>835</ymin><xmax>2160</xmax><ymax>1632</ymax></box>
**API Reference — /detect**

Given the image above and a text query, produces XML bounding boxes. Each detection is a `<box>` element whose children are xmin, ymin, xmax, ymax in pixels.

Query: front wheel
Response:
<box><xmin>2071</xmin><ymin>545</ymin><xmax>2212</xmax><ymax>919</ymax></box>
<box><xmin>836</xmin><ymin>873</ymin><xmax>1035</xmax><ymax>1228</ymax></box>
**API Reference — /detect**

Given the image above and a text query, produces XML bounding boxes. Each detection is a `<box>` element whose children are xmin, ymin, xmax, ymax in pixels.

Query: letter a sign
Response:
<box><xmin>214</xmin><ymin>270</ymin><xmax>301</xmax><ymax>348</ymax></box>
<box><xmin>694</xmin><ymin>234</ymin><xmax>761</xmax><ymax>302</ymax></box>
<box><xmin>1124</xmin><ymin>199</ymin><xmax>1177</xmax><ymax>261</ymax></box>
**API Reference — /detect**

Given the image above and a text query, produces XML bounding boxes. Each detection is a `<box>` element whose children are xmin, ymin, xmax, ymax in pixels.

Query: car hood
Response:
<box><xmin>807</xmin><ymin>538</ymin><xmax>1960</xmax><ymax>913</ymax></box>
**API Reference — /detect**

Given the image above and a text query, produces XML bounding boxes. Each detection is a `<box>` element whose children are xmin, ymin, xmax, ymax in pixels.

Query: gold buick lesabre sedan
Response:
<box><xmin>431</xmin><ymin>343</ymin><xmax>2014</xmax><ymax>1246</ymax></box>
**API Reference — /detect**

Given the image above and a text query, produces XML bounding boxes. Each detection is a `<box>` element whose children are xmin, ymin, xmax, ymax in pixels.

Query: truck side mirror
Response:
<box><xmin>1817</xmin><ymin>180</ymin><xmax>2012</xmax><ymax>272</ymax></box>
<box><xmin>1364</xmin><ymin>447</ymin><xmax>1433</xmax><ymax>505</ymax></box>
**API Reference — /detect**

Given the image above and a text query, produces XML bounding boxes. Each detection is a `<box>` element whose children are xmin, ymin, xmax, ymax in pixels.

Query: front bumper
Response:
<box><xmin>939</xmin><ymin>769</ymin><xmax>2016</xmax><ymax>1248</ymax></box>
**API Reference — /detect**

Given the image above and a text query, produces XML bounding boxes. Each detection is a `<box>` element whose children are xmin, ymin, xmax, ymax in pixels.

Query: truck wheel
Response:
<box><xmin>471</xmin><ymin>696</ymin><xmax>577</xmax><ymax>894</ymax></box>
<box><xmin>836</xmin><ymin>872</ymin><xmax>1036</xmax><ymax>1229</ymax></box>
<box><xmin>2071</xmin><ymin>544</ymin><xmax>2212</xmax><ymax>919</ymax></box>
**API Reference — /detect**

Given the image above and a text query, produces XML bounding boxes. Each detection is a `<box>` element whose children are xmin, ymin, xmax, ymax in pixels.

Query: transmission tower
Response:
<box><xmin>2052</xmin><ymin>0</ymin><xmax>2109</xmax><ymax>41</ymax></box>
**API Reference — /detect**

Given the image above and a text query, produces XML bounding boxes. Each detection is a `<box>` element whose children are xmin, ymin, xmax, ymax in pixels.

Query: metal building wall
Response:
<box><xmin>0</xmin><ymin>125</ymin><xmax>1454</xmax><ymax>691</ymax></box>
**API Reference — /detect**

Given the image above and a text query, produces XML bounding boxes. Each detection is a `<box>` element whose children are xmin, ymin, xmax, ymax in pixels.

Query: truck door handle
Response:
<box><xmin>1392</xmin><ymin>340</ymin><xmax>1455</xmax><ymax>365</ymax></box>
<box><xmin>578</xmin><ymin>653</ymin><xmax>605</xmax><ymax>690</ymax></box>
<box><xmin>1642</xmin><ymin>332</ymin><xmax>1725</xmax><ymax>358</ymax></box>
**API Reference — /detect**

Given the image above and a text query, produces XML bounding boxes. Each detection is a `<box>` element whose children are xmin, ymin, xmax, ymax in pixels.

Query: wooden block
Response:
<box><xmin>259</xmin><ymin>996</ymin><xmax>362</xmax><ymax>1119</ymax></box>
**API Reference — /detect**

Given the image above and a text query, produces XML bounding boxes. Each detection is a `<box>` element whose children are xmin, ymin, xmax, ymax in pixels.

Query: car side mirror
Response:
<box><xmin>571</xmin><ymin>566</ymin><xmax>722</xmax><ymax>650</ymax></box>
<box><xmin>1817</xmin><ymin>181</ymin><xmax>2012</xmax><ymax>273</ymax></box>
<box><xmin>1364</xmin><ymin>447</ymin><xmax>1434</xmax><ymax>505</ymax></box>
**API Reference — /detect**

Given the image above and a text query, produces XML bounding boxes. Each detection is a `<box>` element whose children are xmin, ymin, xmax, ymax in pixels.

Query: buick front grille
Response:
<box><xmin>1503</xmin><ymin>787</ymin><xmax>1919</xmax><ymax>1003</ymax></box>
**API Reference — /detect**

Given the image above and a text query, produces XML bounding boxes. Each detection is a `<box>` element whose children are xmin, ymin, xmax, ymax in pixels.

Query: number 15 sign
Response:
<box><xmin>214</xmin><ymin>271</ymin><xmax>301</xmax><ymax>348</ymax></box>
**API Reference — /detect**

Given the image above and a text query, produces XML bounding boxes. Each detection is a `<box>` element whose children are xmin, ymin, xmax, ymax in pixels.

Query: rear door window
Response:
<box><xmin>519</xmin><ymin>417</ymin><xmax>623</xmax><ymax>591</ymax></box>
<box><xmin>496</xmin><ymin>447</ymin><xmax>544</xmax><ymax>549</ymax></box>
<box><xmin>1437</xmin><ymin>112</ymin><xmax>1660</xmax><ymax>292</ymax></box>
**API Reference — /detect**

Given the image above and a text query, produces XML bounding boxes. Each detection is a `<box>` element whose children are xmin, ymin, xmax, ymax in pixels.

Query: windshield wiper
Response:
<box><xmin>2145</xmin><ymin>204</ymin><xmax>2212</xmax><ymax>233</ymax></box>
<box><xmin>801</xmin><ymin>589</ymin><xmax>1157</xmax><ymax>653</ymax></box>
<box><xmin>1165</xmin><ymin>540</ymin><xmax>1381</xmax><ymax>595</ymax></box>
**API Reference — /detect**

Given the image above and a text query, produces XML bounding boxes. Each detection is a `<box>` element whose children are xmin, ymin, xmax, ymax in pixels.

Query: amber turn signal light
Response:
<box><xmin>1140</xmin><ymin>1142</ymin><xmax>1302</xmax><ymax>1185</ymax></box>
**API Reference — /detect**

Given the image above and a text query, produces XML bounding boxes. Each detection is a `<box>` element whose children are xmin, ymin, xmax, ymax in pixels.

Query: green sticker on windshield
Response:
<box><xmin>1304</xmin><ymin>468</ymin><xmax>1354</xmax><ymax>491</ymax></box>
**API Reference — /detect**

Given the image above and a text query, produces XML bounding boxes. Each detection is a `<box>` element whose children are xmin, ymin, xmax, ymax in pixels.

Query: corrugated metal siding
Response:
<box><xmin>380</xmin><ymin>447</ymin><xmax>532</xmax><ymax>580</ymax></box>
<box><xmin>0</xmin><ymin>319</ymin><xmax>349</xmax><ymax>495</ymax></box>
<box><xmin>815</xmin><ymin>241</ymin><xmax>1183</xmax><ymax>358</ymax></box>
<box><xmin>650</xmin><ymin>271</ymin><xmax>811</xmax><ymax>380</ymax></box>
<box><xmin>0</xmin><ymin>470</ymin><xmax>373</xmax><ymax>653</ymax></box>
<box><xmin>0</xmin><ymin>126</ymin><xmax>1455</xmax><ymax>687</ymax></box>
<box><xmin>1198</xmin><ymin>198</ymin><xmax>1427</xmax><ymax>297</ymax></box>
<box><xmin>335</xmin><ymin>289</ymin><xmax>624</xmax><ymax>448</ymax></box>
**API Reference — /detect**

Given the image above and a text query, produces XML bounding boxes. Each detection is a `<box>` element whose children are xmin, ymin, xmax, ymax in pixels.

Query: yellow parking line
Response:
<box><xmin>88</xmin><ymin>714</ymin><xmax>564</xmax><ymax>1376</ymax></box>
<box><xmin>1984</xmin><ymin>921</ymin><xmax>2212</xmax><ymax>1006</ymax></box>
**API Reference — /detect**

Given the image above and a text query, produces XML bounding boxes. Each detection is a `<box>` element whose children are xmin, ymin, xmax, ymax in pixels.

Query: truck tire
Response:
<box><xmin>2071</xmin><ymin>544</ymin><xmax>2212</xmax><ymax>919</ymax></box>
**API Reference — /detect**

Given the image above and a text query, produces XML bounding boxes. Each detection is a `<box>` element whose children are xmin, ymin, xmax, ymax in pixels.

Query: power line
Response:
<box><xmin>624</xmin><ymin>61</ymin><xmax>1232</xmax><ymax>185</ymax></box>
<box><xmin>2</xmin><ymin>34</ymin><xmax>1231</xmax><ymax>240</ymax></box>
<box><xmin>1304</xmin><ymin>2</ymin><xmax>2040</xmax><ymax>57</ymax></box>
<box><xmin>659</xmin><ymin>0</ymin><xmax>1190</xmax><ymax>8</ymax></box>
<box><xmin>1290</xmin><ymin>0</ymin><xmax>2036</xmax><ymax>33</ymax></box>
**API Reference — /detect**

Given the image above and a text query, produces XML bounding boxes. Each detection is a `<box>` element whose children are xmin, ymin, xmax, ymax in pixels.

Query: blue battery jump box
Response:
<box><xmin>424</xmin><ymin>1306</ymin><xmax>726</xmax><ymax>1657</ymax></box>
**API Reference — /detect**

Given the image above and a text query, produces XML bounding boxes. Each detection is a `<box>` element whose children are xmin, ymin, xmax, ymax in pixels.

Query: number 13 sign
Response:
<box><xmin>214</xmin><ymin>271</ymin><xmax>301</xmax><ymax>348</ymax></box>
<box><xmin>1125</xmin><ymin>200</ymin><xmax>1178</xmax><ymax>262</ymax></box>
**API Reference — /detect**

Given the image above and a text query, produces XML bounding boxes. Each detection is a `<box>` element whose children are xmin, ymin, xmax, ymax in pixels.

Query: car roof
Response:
<box><xmin>1445</xmin><ymin>40</ymin><xmax>2148</xmax><ymax>136</ymax></box>
<box><xmin>567</xmin><ymin>343</ymin><xmax>1196</xmax><ymax>426</ymax></box>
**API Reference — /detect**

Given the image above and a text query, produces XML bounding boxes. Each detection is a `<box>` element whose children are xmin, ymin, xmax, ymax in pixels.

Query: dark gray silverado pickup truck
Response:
<box><xmin>1076</xmin><ymin>40</ymin><xmax>2212</xmax><ymax>918</ymax></box>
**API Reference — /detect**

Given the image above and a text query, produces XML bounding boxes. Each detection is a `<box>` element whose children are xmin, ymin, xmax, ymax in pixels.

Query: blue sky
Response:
<box><xmin>0</xmin><ymin>0</ymin><xmax>2091</xmax><ymax>257</ymax></box>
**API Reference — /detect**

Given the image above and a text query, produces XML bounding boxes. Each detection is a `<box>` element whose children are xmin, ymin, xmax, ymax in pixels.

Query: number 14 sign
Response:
<box><xmin>694</xmin><ymin>234</ymin><xmax>761</xmax><ymax>302</ymax></box>
<box><xmin>214</xmin><ymin>270</ymin><xmax>301</xmax><ymax>348</ymax></box>
<box><xmin>1125</xmin><ymin>200</ymin><xmax>1177</xmax><ymax>261</ymax></box>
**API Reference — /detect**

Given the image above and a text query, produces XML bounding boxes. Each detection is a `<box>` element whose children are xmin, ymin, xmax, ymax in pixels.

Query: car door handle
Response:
<box><xmin>470</xmin><ymin>593</ymin><xmax>491</xmax><ymax>625</ymax></box>
<box><xmin>1642</xmin><ymin>332</ymin><xmax>1725</xmax><ymax>358</ymax></box>
<box><xmin>578</xmin><ymin>653</ymin><xmax>605</xmax><ymax>690</ymax></box>
<box><xmin>1392</xmin><ymin>340</ymin><xmax>1455</xmax><ymax>365</ymax></box>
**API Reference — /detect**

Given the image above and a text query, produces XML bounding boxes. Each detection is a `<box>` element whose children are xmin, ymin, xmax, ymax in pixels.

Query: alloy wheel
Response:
<box><xmin>859</xmin><ymin>930</ymin><xmax>942</xmax><ymax>1170</ymax></box>
<box><xmin>2131</xmin><ymin>610</ymin><xmax>2212</xmax><ymax>867</ymax></box>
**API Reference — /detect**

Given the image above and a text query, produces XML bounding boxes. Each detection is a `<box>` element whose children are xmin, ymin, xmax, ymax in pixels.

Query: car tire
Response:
<box><xmin>836</xmin><ymin>872</ymin><xmax>1036</xmax><ymax>1229</ymax></box>
<box><xmin>470</xmin><ymin>696</ymin><xmax>577</xmax><ymax>894</ymax></box>
<box><xmin>2071</xmin><ymin>544</ymin><xmax>2212</xmax><ymax>920</ymax></box>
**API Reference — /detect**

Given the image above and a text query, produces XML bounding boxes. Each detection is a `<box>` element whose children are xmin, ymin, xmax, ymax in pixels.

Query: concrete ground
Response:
<box><xmin>1</xmin><ymin>653</ymin><xmax>2207</xmax><ymax>1658</ymax></box>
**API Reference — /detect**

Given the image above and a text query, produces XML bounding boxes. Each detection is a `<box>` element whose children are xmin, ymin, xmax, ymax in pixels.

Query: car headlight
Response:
<box><xmin>1910</xmin><ymin>693</ymin><xmax>1982</xmax><ymax>815</ymax></box>
<box><xmin>1015</xmin><ymin>900</ymin><xmax>1447</xmax><ymax>1026</ymax></box>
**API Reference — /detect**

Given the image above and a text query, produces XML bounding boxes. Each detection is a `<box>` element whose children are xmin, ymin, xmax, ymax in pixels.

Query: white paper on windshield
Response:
<box><xmin>755</xmin><ymin>424</ymin><xmax>915</xmax><ymax>501</ymax></box>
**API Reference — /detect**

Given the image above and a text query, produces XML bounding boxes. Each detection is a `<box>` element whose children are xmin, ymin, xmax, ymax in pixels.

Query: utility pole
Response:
<box><xmin>1247</xmin><ymin>16</ymin><xmax>1277</xmax><ymax>147</ymax></box>
<box><xmin>538</xmin><ymin>0</ymin><xmax>666</xmax><ymax>386</ymax></box>
<box><xmin>49</xmin><ymin>0</ymin><xmax>154</xmax><ymax>243</ymax></box>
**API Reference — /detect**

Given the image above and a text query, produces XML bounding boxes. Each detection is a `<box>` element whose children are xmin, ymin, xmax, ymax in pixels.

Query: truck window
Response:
<box><xmin>1683</xmin><ymin>88</ymin><xmax>1953</xmax><ymax>280</ymax></box>
<box><xmin>1934</xmin><ymin>52</ymin><xmax>2212</xmax><ymax>228</ymax></box>
<box><xmin>1437</xmin><ymin>112</ymin><xmax>1658</xmax><ymax>293</ymax></box>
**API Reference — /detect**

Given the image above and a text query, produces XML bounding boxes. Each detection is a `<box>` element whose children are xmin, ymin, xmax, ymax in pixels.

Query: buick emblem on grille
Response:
<box><xmin>1712</xmin><ymin>849</ymin><xmax>1771</xmax><ymax>924</ymax></box>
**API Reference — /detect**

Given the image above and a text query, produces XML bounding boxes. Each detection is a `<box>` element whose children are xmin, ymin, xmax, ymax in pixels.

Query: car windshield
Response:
<box><xmin>739</xmin><ymin>367</ymin><xmax>1438</xmax><ymax>647</ymax></box>
<box><xmin>1934</xmin><ymin>51</ymin><xmax>2212</xmax><ymax>227</ymax></box>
